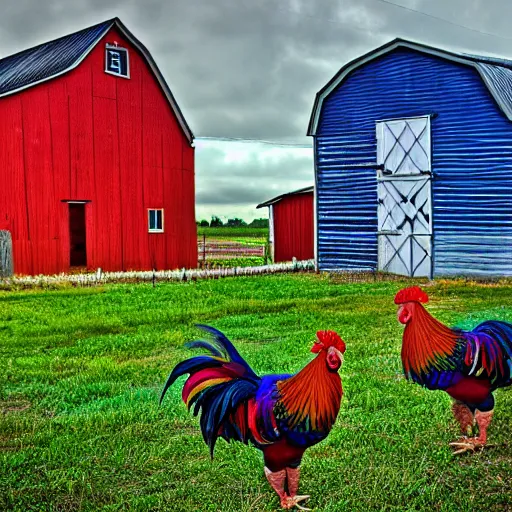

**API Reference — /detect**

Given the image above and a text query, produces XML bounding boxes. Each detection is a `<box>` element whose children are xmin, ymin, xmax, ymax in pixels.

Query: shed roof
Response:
<box><xmin>256</xmin><ymin>186</ymin><xmax>314</xmax><ymax>209</ymax></box>
<box><xmin>308</xmin><ymin>38</ymin><xmax>512</xmax><ymax>136</ymax></box>
<box><xmin>0</xmin><ymin>17</ymin><xmax>194</xmax><ymax>143</ymax></box>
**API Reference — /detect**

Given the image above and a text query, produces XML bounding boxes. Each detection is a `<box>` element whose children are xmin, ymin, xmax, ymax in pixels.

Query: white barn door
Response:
<box><xmin>376</xmin><ymin>116</ymin><xmax>433</xmax><ymax>278</ymax></box>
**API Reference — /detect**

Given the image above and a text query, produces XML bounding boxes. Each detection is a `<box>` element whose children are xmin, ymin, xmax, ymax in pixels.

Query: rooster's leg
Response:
<box><xmin>264</xmin><ymin>467</ymin><xmax>311</xmax><ymax>510</ymax></box>
<box><xmin>474</xmin><ymin>409</ymin><xmax>493</xmax><ymax>445</ymax></box>
<box><xmin>264</xmin><ymin>467</ymin><xmax>289</xmax><ymax>508</ymax></box>
<box><xmin>450</xmin><ymin>409</ymin><xmax>494</xmax><ymax>455</ymax></box>
<box><xmin>283</xmin><ymin>467</ymin><xmax>311</xmax><ymax>510</ymax></box>
<box><xmin>451</xmin><ymin>401</ymin><xmax>474</xmax><ymax>436</ymax></box>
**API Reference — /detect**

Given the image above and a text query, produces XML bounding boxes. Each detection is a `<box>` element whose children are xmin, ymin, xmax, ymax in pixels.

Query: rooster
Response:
<box><xmin>160</xmin><ymin>324</ymin><xmax>346</xmax><ymax>510</ymax></box>
<box><xmin>395</xmin><ymin>286</ymin><xmax>512</xmax><ymax>454</ymax></box>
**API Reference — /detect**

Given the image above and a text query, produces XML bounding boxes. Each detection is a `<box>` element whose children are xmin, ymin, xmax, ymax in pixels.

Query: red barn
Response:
<box><xmin>257</xmin><ymin>186</ymin><xmax>314</xmax><ymax>263</ymax></box>
<box><xmin>0</xmin><ymin>18</ymin><xmax>197</xmax><ymax>276</ymax></box>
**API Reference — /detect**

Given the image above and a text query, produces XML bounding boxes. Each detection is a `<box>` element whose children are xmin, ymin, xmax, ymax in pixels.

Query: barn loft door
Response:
<box><xmin>376</xmin><ymin>116</ymin><xmax>432</xmax><ymax>278</ymax></box>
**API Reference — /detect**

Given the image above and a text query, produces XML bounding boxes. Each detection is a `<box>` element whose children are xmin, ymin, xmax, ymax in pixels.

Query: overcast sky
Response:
<box><xmin>2</xmin><ymin>0</ymin><xmax>512</xmax><ymax>221</ymax></box>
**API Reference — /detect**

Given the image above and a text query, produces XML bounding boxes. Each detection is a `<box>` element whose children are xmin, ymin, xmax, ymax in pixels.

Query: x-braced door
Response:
<box><xmin>376</xmin><ymin>116</ymin><xmax>433</xmax><ymax>278</ymax></box>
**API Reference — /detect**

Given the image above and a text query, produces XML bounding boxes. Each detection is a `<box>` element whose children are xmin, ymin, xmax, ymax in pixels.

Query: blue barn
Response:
<box><xmin>308</xmin><ymin>39</ymin><xmax>512</xmax><ymax>278</ymax></box>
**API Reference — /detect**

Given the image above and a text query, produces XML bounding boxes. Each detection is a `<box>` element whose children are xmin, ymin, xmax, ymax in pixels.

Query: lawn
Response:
<box><xmin>1</xmin><ymin>274</ymin><xmax>511</xmax><ymax>511</ymax></box>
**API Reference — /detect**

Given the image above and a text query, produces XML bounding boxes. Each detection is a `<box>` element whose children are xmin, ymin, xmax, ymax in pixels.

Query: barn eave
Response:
<box><xmin>256</xmin><ymin>186</ymin><xmax>314</xmax><ymax>209</ymax></box>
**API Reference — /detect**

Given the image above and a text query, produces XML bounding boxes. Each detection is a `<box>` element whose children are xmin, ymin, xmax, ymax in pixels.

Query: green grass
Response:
<box><xmin>1</xmin><ymin>275</ymin><xmax>511</xmax><ymax>511</ymax></box>
<box><xmin>199</xmin><ymin>257</ymin><xmax>269</xmax><ymax>268</ymax></box>
<box><xmin>197</xmin><ymin>226</ymin><xmax>269</xmax><ymax>239</ymax></box>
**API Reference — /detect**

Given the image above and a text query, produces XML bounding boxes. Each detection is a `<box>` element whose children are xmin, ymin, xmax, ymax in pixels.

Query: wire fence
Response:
<box><xmin>0</xmin><ymin>259</ymin><xmax>316</xmax><ymax>290</ymax></box>
<box><xmin>4</xmin><ymin>257</ymin><xmax>510</xmax><ymax>290</ymax></box>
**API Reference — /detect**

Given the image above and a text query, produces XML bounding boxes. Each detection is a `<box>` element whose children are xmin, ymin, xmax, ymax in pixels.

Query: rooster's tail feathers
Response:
<box><xmin>476</xmin><ymin>321</ymin><xmax>512</xmax><ymax>352</ymax></box>
<box><xmin>159</xmin><ymin>325</ymin><xmax>261</xmax><ymax>456</ymax></box>
<box><xmin>197</xmin><ymin>379</ymin><xmax>258</xmax><ymax>455</ymax></box>
<box><xmin>470</xmin><ymin>320</ymin><xmax>512</xmax><ymax>384</ymax></box>
<box><xmin>189</xmin><ymin>324</ymin><xmax>259</xmax><ymax>379</ymax></box>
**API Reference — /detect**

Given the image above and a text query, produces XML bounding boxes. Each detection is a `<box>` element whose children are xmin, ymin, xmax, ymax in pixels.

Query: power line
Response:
<box><xmin>373</xmin><ymin>0</ymin><xmax>512</xmax><ymax>41</ymax></box>
<box><xmin>195</xmin><ymin>136</ymin><xmax>312</xmax><ymax>148</ymax></box>
<box><xmin>256</xmin><ymin>0</ymin><xmax>512</xmax><ymax>42</ymax></box>
<box><xmin>197</xmin><ymin>2</ymin><xmax>512</xmax><ymax>148</ymax></box>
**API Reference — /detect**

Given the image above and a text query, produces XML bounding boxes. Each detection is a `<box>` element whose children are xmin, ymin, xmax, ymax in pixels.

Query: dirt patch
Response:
<box><xmin>1</xmin><ymin>399</ymin><xmax>31</xmax><ymax>415</ymax></box>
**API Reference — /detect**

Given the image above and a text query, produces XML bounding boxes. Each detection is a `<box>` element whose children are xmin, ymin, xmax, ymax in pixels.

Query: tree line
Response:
<box><xmin>196</xmin><ymin>216</ymin><xmax>269</xmax><ymax>228</ymax></box>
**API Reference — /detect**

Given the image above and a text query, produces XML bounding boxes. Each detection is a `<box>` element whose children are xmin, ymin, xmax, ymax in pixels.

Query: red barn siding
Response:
<box><xmin>272</xmin><ymin>192</ymin><xmax>314</xmax><ymax>263</ymax></box>
<box><xmin>0</xmin><ymin>27</ymin><xmax>196</xmax><ymax>275</ymax></box>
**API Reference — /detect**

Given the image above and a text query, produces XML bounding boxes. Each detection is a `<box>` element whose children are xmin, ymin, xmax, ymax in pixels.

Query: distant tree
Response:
<box><xmin>249</xmin><ymin>218</ymin><xmax>269</xmax><ymax>228</ymax></box>
<box><xmin>227</xmin><ymin>218</ymin><xmax>247</xmax><ymax>227</ymax></box>
<box><xmin>199</xmin><ymin>219</ymin><xmax>209</xmax><ymax>227</ymax></box>
<box><xmin>210</xmin><ymin>216</ymin><xmax>224</xmax><ymax>227</ymax></box>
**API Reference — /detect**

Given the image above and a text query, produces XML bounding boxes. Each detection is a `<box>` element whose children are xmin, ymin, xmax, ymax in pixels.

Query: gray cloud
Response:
<box><xmin>195</xmin><ymin>142</ymin><xmax>313</xmax><ymax>210</ymax></box>
<box><xmin>3</xmin><ymin>0</ymin><xmax>512</xmax><ymax>142</ymax></box>
<box><xmin>2</xmin><ymin>0</ymin><xmax>512</xmax><ymax>219</ymax></box>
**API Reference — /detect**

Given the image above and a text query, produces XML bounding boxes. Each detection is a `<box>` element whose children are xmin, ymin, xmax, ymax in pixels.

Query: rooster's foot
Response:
<box><xmin>280</xmin><ymin>494</ymin><xmax>311</xmax><ymax>510</ymax></box>
<box><xmin>449</xmin><ymin>437</ymin><xmax>485</xmax><ymax>455</ymax></box>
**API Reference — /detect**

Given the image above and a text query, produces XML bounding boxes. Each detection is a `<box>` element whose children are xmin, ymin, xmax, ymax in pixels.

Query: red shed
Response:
<box><xmin>0</xmin><ymin>18</ymin><xmax>197</xmax><ymax>276</ymax></box>
<box><xmin>257</xmin><ymin>186</ymin><xmax>314</xmax><ymax>263</ymax></box>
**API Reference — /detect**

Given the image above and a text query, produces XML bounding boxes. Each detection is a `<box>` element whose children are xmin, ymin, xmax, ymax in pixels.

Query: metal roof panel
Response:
<box><xmin>0</xmin><ymin>20</ymin><xmax>113</xmax><ymax>96</ymax></box>
<box><xmin>0</xmin><ymin>18</ymin><xmax>194</xmax><ymax>143</ymax></box>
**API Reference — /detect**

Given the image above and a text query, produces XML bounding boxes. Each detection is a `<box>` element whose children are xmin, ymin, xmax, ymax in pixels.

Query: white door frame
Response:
<box><xmin>376</xmin><ymin>116</ymin><xmax>433</xmax><ymax>278</ymax></box>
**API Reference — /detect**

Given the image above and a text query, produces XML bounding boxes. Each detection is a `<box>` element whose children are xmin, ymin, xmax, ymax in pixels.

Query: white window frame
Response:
<box><xmin>105</xmin><ymin>44</ymin><xmax>130</xmax><ymax>79</ymax></box>
<box><xmin>148</xmin><ymin>209</ymin><xmax>164</xmax><ymax>233</ymax></box>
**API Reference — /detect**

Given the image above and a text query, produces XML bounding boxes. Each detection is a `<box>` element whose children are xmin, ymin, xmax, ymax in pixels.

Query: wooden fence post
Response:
<box><xmin>202</xmin><ymin>233</ymin><xmax>206</xmax><ymax>267</ymax></box>
<box><xmin>0</xmin><ymin>230</ymin><xmax>13</xmax><ymax>277</ymax></box>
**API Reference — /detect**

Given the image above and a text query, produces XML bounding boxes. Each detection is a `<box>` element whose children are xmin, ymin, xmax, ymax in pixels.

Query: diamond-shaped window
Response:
<box><xmin>377</xmin><ymin>117</ymin><xmax>431</xmax><ymax>175</ymax></box>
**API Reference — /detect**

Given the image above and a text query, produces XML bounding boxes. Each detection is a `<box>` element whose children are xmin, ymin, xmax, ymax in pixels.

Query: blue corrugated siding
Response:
<box><xmin>316</xmin><ymin>48</ymin><xmax>512</xmax><ymax>276</ymax></box>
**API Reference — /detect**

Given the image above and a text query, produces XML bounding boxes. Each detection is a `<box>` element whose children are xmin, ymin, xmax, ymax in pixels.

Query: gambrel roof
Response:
<box><xmin>0</xmin><ymin>17</ymin><xmax>194</xmax><ymax>143</ymax></box>
<box><xmin>308</xmin><ymin>38</ymin><xmax>512</xmax><ymax>136</ymax></box>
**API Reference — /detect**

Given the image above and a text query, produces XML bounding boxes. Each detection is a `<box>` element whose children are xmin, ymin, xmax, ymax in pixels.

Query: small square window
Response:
<box><xmin>148</xmin><ymin>209</ymin><xmax>164</xmax><ymax>233</ymax></box>
<box><xmin>105</xmin><ymin>45</ymin><xmax>130</xmax><ymax>78</ymax></box>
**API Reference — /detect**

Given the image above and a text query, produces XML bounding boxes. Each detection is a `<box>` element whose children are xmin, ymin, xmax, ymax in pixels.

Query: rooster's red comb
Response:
<box><xmin>313</xmin><ymin>330</ymin><xmax>346</xmax><ymax>354</ymax></box>
<box><xmin>394</xmin><ymin>286</ymin><xmax>429</xmax><ymax>305</ymax></box>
